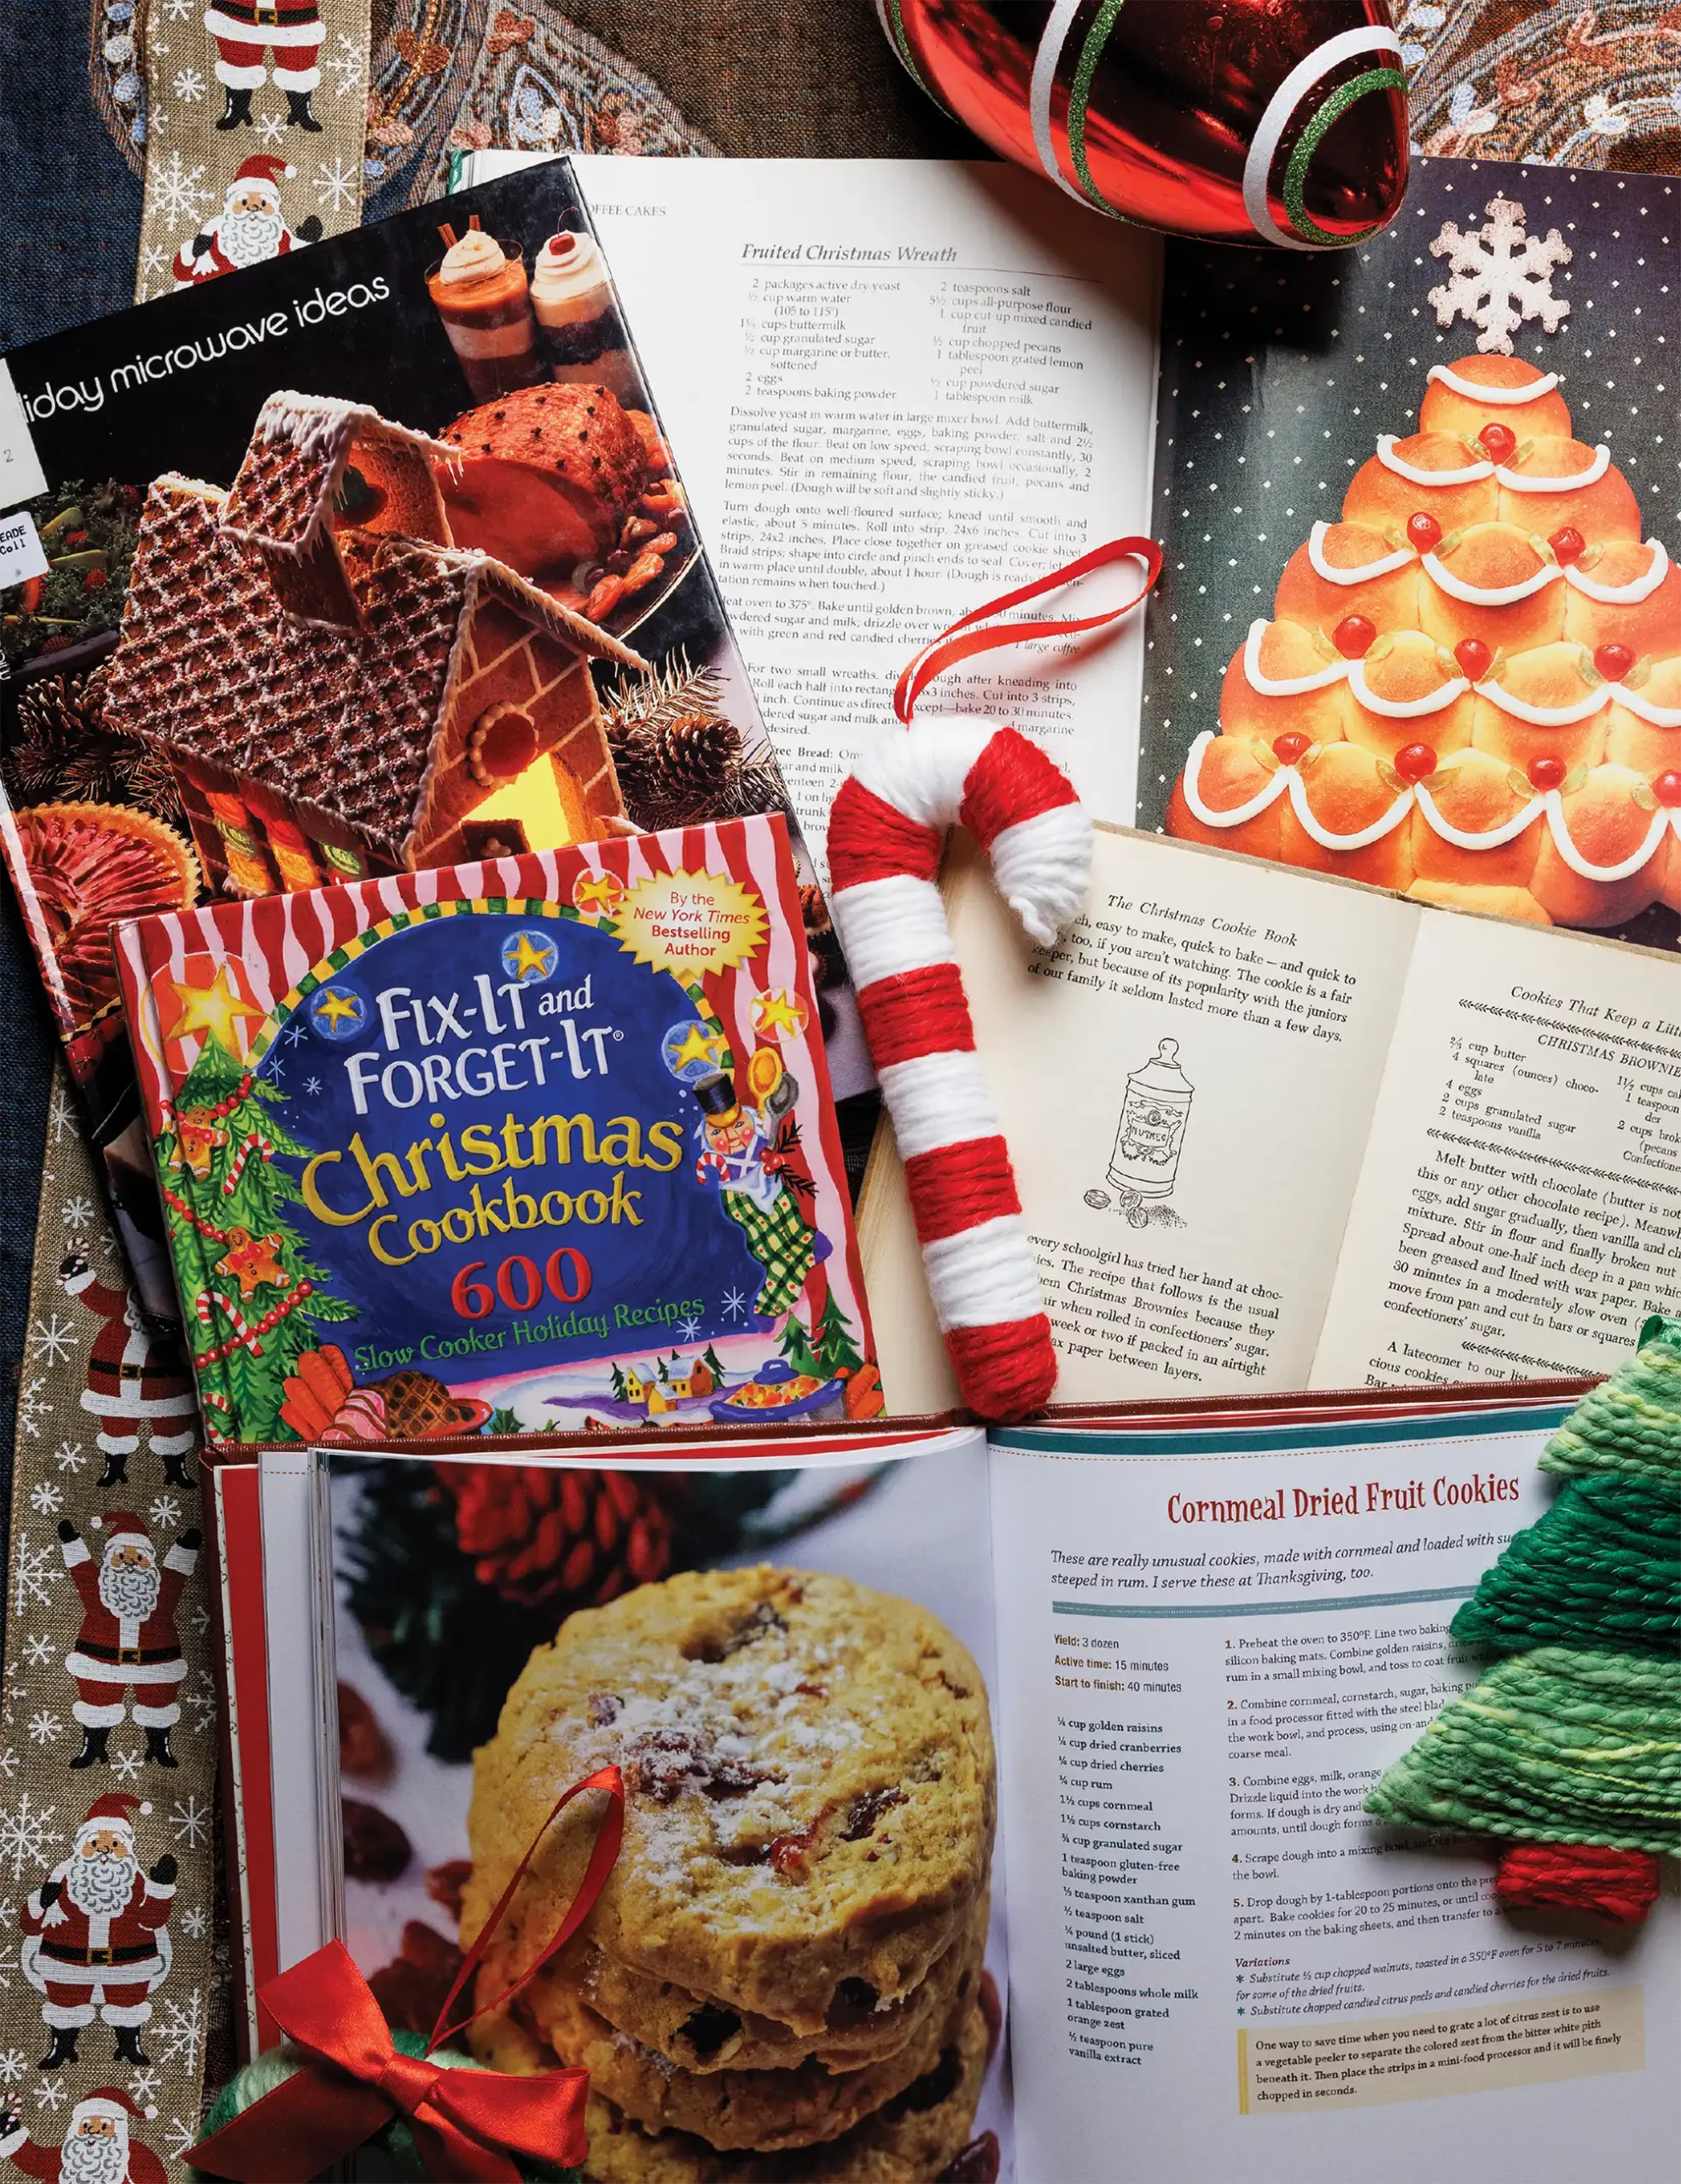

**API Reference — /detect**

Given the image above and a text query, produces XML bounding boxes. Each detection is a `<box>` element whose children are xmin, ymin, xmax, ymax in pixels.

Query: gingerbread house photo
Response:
<box><xmin>99</xmin><ymin>390</ymin><xmax>648</xmax><ymax>896</ymax></box>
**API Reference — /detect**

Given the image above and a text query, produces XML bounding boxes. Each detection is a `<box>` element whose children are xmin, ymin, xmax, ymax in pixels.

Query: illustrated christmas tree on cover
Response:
<box><xmin>159</xmin><ymin>1027</ymin><xmax>355</xmax><ymax>1443</ymax></box>
<box><xmin>1367</xmin><ymin>1316</ymin><xmax>1681</xmax><ymax>1924</ymax></box>
<box><xmin>1168</xmin><ymin>198</ymin><xmax>1681</xmax><ymax>934</ymax></box>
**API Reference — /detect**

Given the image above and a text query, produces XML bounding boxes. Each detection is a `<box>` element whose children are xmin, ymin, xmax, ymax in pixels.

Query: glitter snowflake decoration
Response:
<box><xmin>1428</xmin><ymin>195</ymin><xmax>1571</xmax><ymax>355</ymax></box>
<box><xmin>0</xmin><ymin>1793</ymin><xmax>55</xmax><ymax>1881</ymax></box>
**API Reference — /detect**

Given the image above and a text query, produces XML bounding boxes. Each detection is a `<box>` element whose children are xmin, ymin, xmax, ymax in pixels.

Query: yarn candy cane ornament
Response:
<box><xmin>829</xmin><ymin>537</ymin><xmax>1161</xmax><ymax>1421</ymax></box>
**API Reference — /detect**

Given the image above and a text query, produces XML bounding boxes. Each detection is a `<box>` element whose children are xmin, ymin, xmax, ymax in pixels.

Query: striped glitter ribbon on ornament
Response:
<box><xmin>829</xmin><ymin>537</ymin><xmax>1160</xmax><ymax>1420</ymax></box>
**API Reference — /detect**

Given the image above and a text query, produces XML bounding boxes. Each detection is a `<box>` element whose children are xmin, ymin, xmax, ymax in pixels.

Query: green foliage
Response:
<box><xmin>777</xmin><ymin>1313</ymin><xmax>822</xmax><ymax>1378</ymax></box>
<box><xmin>812</xmin><ymin>1288</ymin><xmax>864</xmax><ymax>1378</ymax></box>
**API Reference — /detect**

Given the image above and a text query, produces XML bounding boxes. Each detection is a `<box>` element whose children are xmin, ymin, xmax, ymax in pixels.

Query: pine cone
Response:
<box><xmin>654</xmin><ymin>712</ymin><xmax>742</xmax><ymax>793</ymax></box>
<box><xmin>10</xmin><ymin>671</ymin><xmax>113</xmax><ymax>799</ymax></box>
<box><xmin>606</xmin><ymin>721</ymin><xmax>660</xmax><ymax>804</ymax></box>
<box><xmin>437</xmin><ymin>1464</ymin><xmax>672</xmax><ymax>1607</ymax></box>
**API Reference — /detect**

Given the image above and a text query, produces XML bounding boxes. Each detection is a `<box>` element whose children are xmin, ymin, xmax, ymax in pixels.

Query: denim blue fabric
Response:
<box><xmin>0</xmin><ymin>0</ymin><xmax>143</xmax><ymax>349</ymax></box>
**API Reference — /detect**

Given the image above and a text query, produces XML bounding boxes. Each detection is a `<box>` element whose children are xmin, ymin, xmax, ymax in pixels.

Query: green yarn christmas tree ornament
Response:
<box><xmin>1366</xmin><ymin>1314</ymin><xmax>1681</xmax><ymax>1926</ymax></box>
<box><xmin>194</xmin><ymin>2031</ymin><xmax>582</xmax><ymax>2183</ymax></box>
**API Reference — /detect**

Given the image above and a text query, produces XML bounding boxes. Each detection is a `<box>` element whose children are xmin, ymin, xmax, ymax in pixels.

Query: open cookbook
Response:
<box><xmin>206</xmin><ymin>1384</ymin><xmax>1678</xmax><ymax>2183</ymax></box>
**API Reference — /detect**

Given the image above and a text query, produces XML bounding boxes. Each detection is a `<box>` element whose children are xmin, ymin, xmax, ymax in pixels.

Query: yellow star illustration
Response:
<box><xmin>313</xmin><ymin>989</ymin><xmax>361</xmax><ymax>1029</ymax></box>
<box><xmin>573</xmin><ymin>873</ymin><xmax>623</xmax><ymax>915</ymax></box>
<box><xmin>165</xmin><ymin>963</ymin><xmax>266</xmax><ymax>1051</ymax></box>
<box><xmin>752</xmin><ymin>989</ymin><xmax>809</xmax><ymax>1040</ymax></box>
<box><xmin>508</xmin><ymin>931</ymin><xmax>555</xmax><ymax>980</ymax></box>
<box><xmin>669</xmin><ymin>1023</ymin><xmax>724</xmax><ymax>1072</ymax></box>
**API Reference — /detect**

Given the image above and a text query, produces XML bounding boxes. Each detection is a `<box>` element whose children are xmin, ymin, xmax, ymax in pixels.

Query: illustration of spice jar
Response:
<box><xmin>1108</xmin><ymin>1038</ymin><xmax>1194</xmax><ymax>1205</ymax></box>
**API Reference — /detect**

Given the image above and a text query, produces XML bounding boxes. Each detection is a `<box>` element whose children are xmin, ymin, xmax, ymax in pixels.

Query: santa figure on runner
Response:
<box><xmin>0</xmin><ymin>2087</ymin><xmax>164</xmax><ymax>2184</ymax></box>
<box><xmin>172</xmin><ymin>154</ymin><xmax>322</xmax><ymax>286</ymax></box>
<box><xmin>203</xmin><ymin>0</ymin><xmax>323</xmax><ymax>133</ymax></box>
<box><xmin>58</xmin><ymin>1515</ymin><xmax>200</xmax><ymax>1772</ymax></box>
<box><xmin>19</xmin><ymin>1796</ymin><xmax>177</xmax><ymax>2071</ymax></box>
<box><xmin>57</xmin><ymin>1250</ymin><xmax>196</xmax><ymax>1491</ymax></box>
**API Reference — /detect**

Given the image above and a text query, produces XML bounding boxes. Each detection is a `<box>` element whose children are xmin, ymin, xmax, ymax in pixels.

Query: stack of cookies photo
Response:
<box><xmin>461</xmin><ymin>1565</ymin><xmax>998</xmax><ymax>2183</ymax></box>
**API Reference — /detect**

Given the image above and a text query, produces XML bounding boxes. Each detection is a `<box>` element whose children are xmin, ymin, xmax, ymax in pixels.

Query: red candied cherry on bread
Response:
<box><xmin>1394</xmin><ymin>743</ymin><xmax>1438</xmax><ymax>784</ymax></box>
<box><xmin>1594</xmin><ymin>642</ymin><xmax>1636</xmax><ymax>682</ymax></box>
<box><xmin>1406</xmin><ymin>512</ymin><xmax>1443</xmax><ymax>552</ymax></box>
<box><xmin>1527</xmin><ymin>756</ymin><xmax>1568</xmax><ymax>793</ymax></box>
<box><xmin>1549</xmin><ymin>526</ymin><xmax>1585</xmax><ymax>565</ymax></box>
<box><xmin>1272</xmin><ymin>732</ymin><xmax>1312</xmax><ymax>767</ymax></box>
<box><xmin>1478</xmin><ymin>421</ymin><xmax>1517</xmax><ymax>464</ymax></box>
<box><xmin>1454</xmin><ymin>636</ymin><xmax>1492</xmax><ymax>682</ymax></box>
<box><xmin>1654</xmin><ymin>770</ymin><xmax>1681</xmax><ymax>808</ymax></box>
<box><xmin>1332</xmin><ymin>613</ymin><xmax>1376</xmax><ymax>659</ymax></box>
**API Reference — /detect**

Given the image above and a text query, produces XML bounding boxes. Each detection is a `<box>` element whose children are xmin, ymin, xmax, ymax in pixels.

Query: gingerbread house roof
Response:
<box><xmin>102</xmin><ymin>395</ymin><xmax>648</xmax><ymax>864</ymax></box>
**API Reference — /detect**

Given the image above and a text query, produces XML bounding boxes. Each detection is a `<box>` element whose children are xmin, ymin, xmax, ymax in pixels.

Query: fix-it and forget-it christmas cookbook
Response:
<box><xmin>111</xmin><ymin>819</ymin><xmax>879</xmax><ymax>1445</ymax></box>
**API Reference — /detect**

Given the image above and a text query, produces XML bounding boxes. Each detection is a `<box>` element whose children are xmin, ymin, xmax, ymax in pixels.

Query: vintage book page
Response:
<box><xmin>1310</xmin><ymin>909</ymin><xmax>1681</xmax><ymax>1388</ymax></box>
<box><xmin>861</xmin><ymin>828</ymin><xmax>1417</xmax><ymax>1412</ymax></box>
<box><xmin>474</xmin><ymin>154</ymin><xmax>1163</xmax><ymax>863</ymax></box>
<box><xmin>988</xmin><ymin>1411</ymin><xmax>1679</xmax><ymax>2184</ymax></box>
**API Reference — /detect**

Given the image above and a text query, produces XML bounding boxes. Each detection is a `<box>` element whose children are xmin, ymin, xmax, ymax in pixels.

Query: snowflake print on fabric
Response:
<box><xmin>324</xmin><ymin>31</ymin><xmax>364</xmax><ymax>94</ymax></box>
<box><xmin>0</xmin><ymin>1795</ymin><xmax>55</xmax><ymax>1882</ymax></box>
<box><xmin>313</xmin><ymin>156</ymin><xmax>358</xmax><ymax>212</ymax></box>
<box><xmin>150</xmin><ymin>149</ymin><xmax>212</xmax><ymax>230</ymax></box>
<box><xmin>50</xmin><ymin>1443</ymin><xmax>85</xmax><ymax>1476</ymax></box>
<box><xmin>27</xmin><ymin>1317</ymin><xmax>75</xmax><ymax>1368</ymax></box>
<box><xmin>0</xmin><ymin>2051</ymin><xmax>22</xmax><ymax>2087</ymax></box>
<box><xmin>59</xmin><ymin>1199</ymin><xmax>94</xmax><ymax>1232</ymax></box>
<box><xmin>150</xmin><ymin>1495</ymin><xmax>182</xmax><ymax>1529</ymax></box>
<box><xmin>16</xmin><ymin>1384</ymin><xmax>48</xmax><ymax>1440</ymax></box>
<box><xmin>168</xmin><ymin>1795</ymin><xmax>209</xmax><ymax>1847</ymax></box>
<box><xmin>26</xmin><ymin>1484</ymin><xmax>61</xmax><ymax>1519</ymax></box>
<box><xmin>32</xmin><ymin>2078</ymin><xmax>65</xmax><ymax>2113</ymax></box>
<box><xmin>155</xmin><ymin>1990</ymin><xmax>203</xmax><ymax>2071</ymax></box>
<box><xmin>24</xmin><ymin>1713</ymin><xmax>61</xmax><ymax>1748</ymax></box>
<box><xmin>12</xmin><ymin>1536</ymin><xmax>57</xmax><ymax>1615</ymax></box>
<box><xmin>1428</xmin><ymin>195</ymin><xmax>1571</xmax><ymax>354</ymax></box>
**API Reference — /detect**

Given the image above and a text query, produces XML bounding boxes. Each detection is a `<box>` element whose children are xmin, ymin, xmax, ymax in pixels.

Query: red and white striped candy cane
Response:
<box><xmin>829</xmin><ymin>537</ymin><xmax>1160</xmax><ymax>1420</ymax></box>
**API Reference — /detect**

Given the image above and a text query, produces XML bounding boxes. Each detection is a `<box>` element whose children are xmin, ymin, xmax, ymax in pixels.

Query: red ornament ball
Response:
<box><xmin>1549</xmin><ymin>526</ymin><xmax>1586</xmax><ymax>565</ymax></box>
<box><xmin>1272</xmin><ymin>732</ymin><xmax>1312</xmax><ymax>767</ymax></box>
<box><xmin>1454</xmin><ymin>637</ymin><xmax>1493</xmax><ymax>683</ymax></box>
<box><xmin>1394</xmin><ymin>743</ymin><xmax>1438</xmax><ymax>785</ymax></box>
<box><xmin>1332</xmin><ymin>613</ymin><xmax>1376</xmax><ymax>659</ymax></box>
<box><xmin>1595</xmin><ymin>642</ymin><xmax>1636</xmax><ymax>683</ymax></box>
<box><xmin>1478</xmin><ymin>421</ymin><xmax>1517</xmax><ymax>464</ymax></box>
<box><xmin>878</xmin><ymin>1</ymin><xmax>1409</xmax><ymax>248</ymax></box>
<box><xmin>1653</xmin><ymin>770</ymin><xmax>1681</xmax><ymax>809</ymax></box>
<box><xmin>1527</xmin><ymin>757</ymin><xmax>1568</xmax><ymax>793</ymax></box>
<box><xmin>1405</xmin><ymin>511</ymin><xmax>1443</xmax><ymax>552</ymax></box>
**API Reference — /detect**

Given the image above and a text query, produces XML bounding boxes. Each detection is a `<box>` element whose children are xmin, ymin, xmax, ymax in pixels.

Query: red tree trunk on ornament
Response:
<box><xmin>1493</xmin><ymin>1844</ymin><xmax>1661</xmax><ymax>1926</ymax></box>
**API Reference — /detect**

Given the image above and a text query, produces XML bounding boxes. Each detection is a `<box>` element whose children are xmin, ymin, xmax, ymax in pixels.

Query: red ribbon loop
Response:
<box><xmin>191</xmin><ymin>1764</ymin><xmax>625</xmax><ymax>2184</ymax></box>
<box><xmin>893</xmin><ymin>533</ymin><xmax>1163</xmax><ymax>723</ymax></box>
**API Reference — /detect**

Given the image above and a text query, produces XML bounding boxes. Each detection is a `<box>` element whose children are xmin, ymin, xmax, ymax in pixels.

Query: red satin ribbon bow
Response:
<box><xmin>193</xmin><ymin>1763</ymin><xmax>625</xmax><ymax>2184</ymax></box>
<box><xmin>893</xmin><ymin>533</ymin><xmax>1163</xmax><ymax>723</ymax></box>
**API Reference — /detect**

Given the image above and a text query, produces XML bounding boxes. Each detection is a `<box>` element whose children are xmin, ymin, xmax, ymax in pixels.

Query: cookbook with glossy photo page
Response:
<box><xmin>206</xmin><ymin>1380</ymin><xmax>1677</xmax><ymax>2183</ymax></box>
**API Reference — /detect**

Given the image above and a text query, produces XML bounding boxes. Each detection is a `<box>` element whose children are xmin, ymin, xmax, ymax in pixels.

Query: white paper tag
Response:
<box><xmin>0</xmin><ymin>508</ymin><xmax>49</xmax><ymax>586</ymax></box>
<box><xmin>0</xmin><ymin>360</ymin><xmax>49</xmax><ymax>510</ymax></box>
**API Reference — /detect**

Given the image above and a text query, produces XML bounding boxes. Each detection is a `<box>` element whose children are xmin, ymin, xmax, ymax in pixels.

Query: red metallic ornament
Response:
<box><xmin>878</xmin><ymin>1</ymin><xmax>1409</xmax><ymax>248</ymax></box>
<box><xmin>1332</xmin><ymin>612</ymin><xmax>1376</xmax><ymax>658</ymax></box>
<box><xmin>1393</xmin><ymin>742</ymin><xmax>1437</xmax><ymax>784</ymax></box>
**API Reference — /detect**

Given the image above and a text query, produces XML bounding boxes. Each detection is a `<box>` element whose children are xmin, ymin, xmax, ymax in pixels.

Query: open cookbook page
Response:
<box><xmin>987</xmin><ymin>1404</ymin><xmax>1679</xmax><ymax>2184</ymax></box>
<box><xmin>313</xmin><ymin>1428</ymin><xmax>1013</xmax><ymax>2176</ymax></box>
<box><xmin>466</xmin><ymin>151</ymin><xmax>1163</xmax><ymax>854</ymax></box>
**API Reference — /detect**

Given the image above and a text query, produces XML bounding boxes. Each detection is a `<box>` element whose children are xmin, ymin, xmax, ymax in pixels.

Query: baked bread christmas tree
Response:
<box><xmin>1167</xmin><ymin>352</ymin><xmax>1681</xmax><ymax>929</ymax></box>
<box><xmin>1365</xmin><ymin>1316</ymin><xmax>1680</xmax><ymax>1924</ymax></box>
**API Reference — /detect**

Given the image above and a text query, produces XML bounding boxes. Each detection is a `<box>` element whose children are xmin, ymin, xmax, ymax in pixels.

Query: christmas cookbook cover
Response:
<box><xmin>1140</xmin><ymin>157</ymin><xmax>1681</xmax><ymax>952</ymax></box>
<box><xmin>111</xmin><ymin>815</ymin><xmax>881</xmax><ymax>1446</ymax></box>
<box><xmin>0</xmin><ymin>156</ymin><xmax>852</xmax><ymax>1336</ymax></box>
